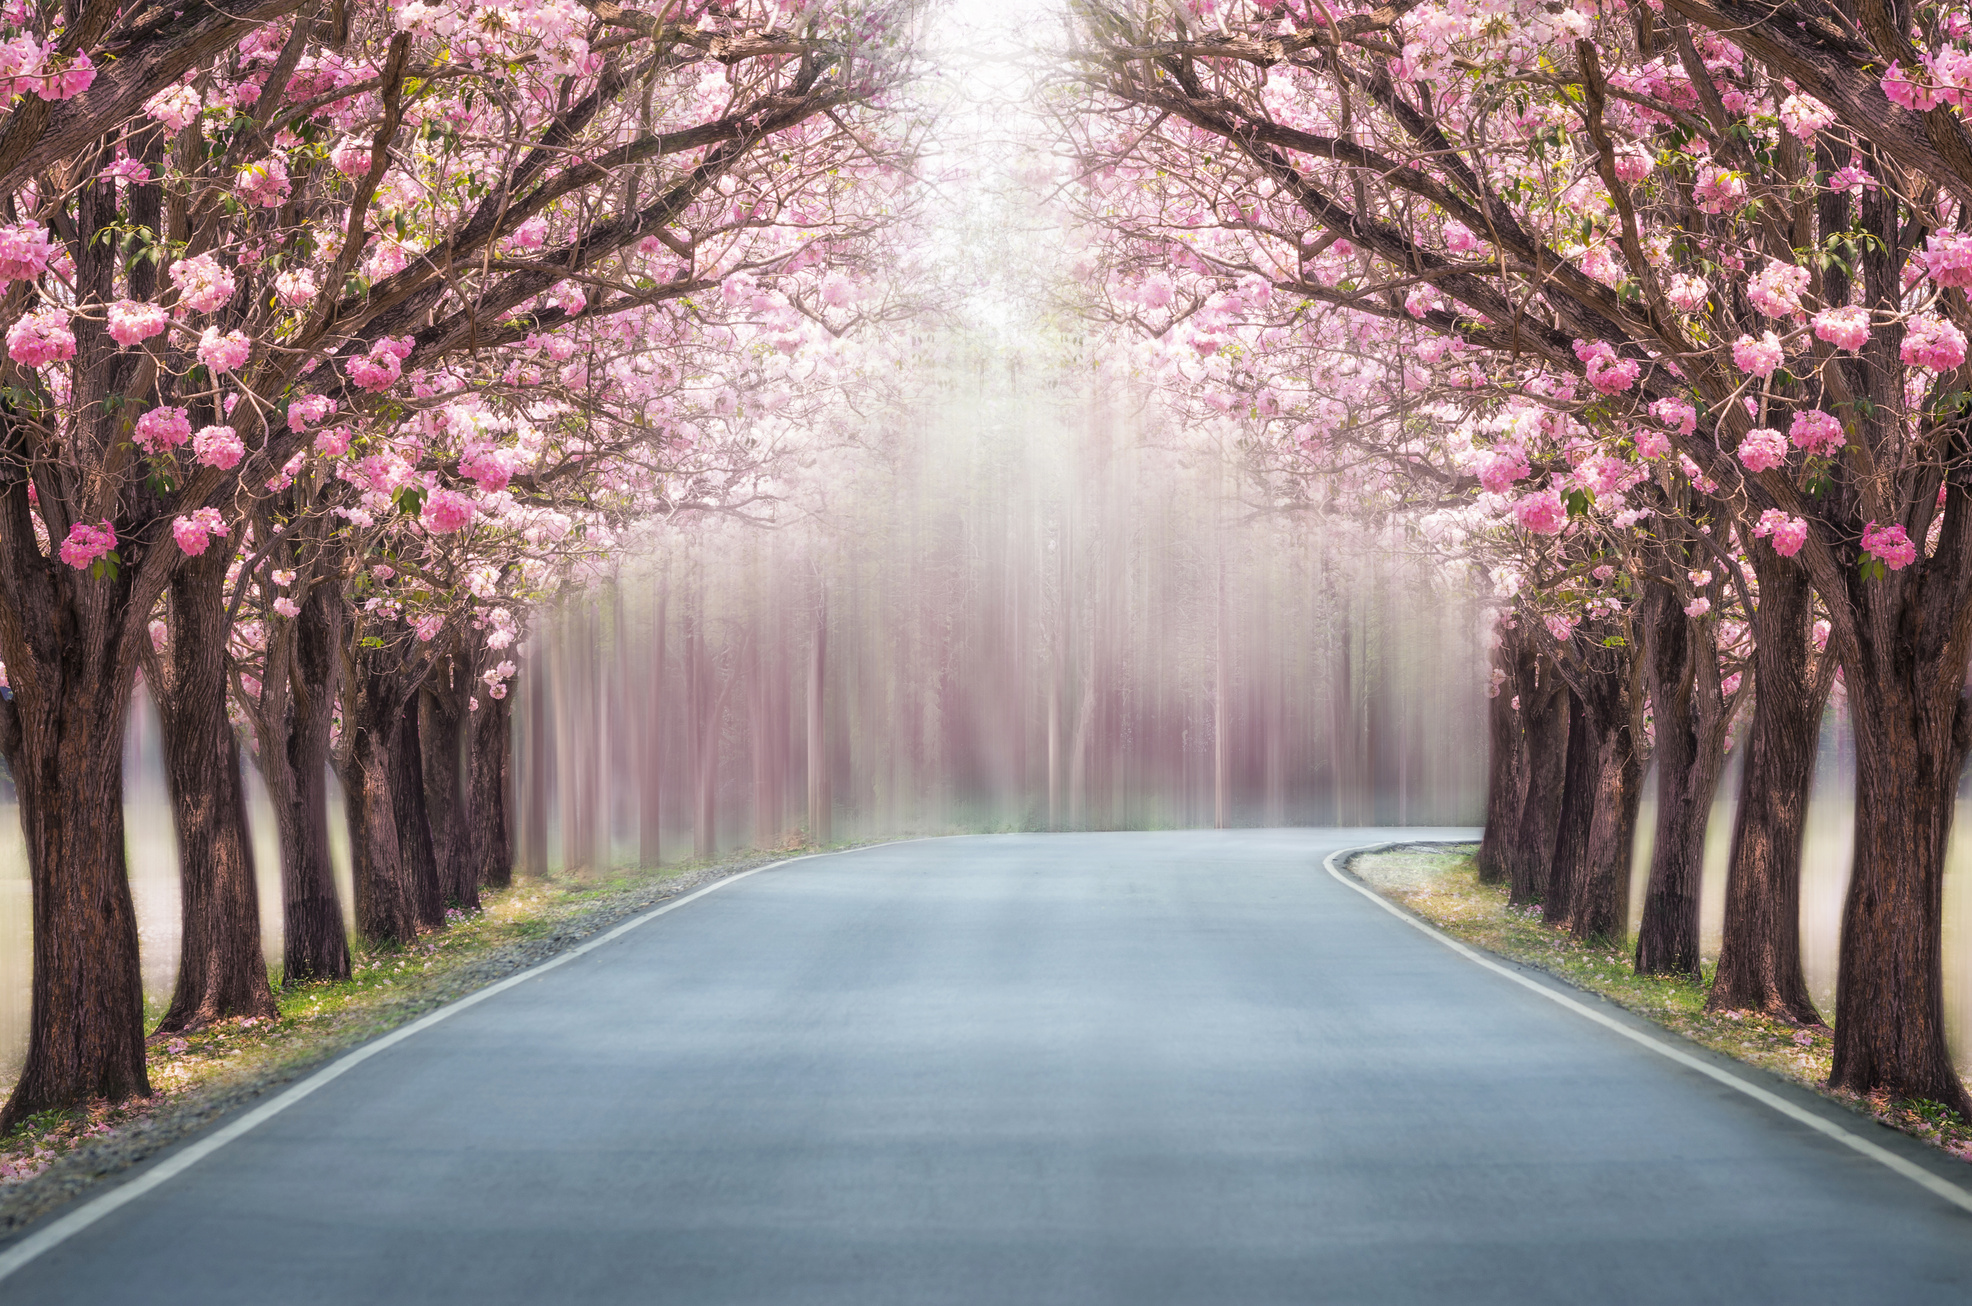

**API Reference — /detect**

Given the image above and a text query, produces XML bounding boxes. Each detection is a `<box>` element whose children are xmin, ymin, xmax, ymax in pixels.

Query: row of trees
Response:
<box><xmin>0</xmin><ymin>0</ymin><xmax>923</xmax><ymax>1132</ymax></box>
<box><xmin>1066</xmin><ymin>0</ymin><xmax>1972</xmax><ymax>1115</ymax></box>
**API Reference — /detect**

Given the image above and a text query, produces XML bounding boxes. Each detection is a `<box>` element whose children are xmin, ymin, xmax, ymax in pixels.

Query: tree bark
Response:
<box><xmin>1543</xmin><ymin>687</ymin><xmax>1596</xmax><ymax>921</ymax></box>
<box><xmin>1634</xmin><ymin>550</ymin><xmax>1736</xmax><ymax>978</ymax></box>
<box><xmin>470</xmin><ymin>677</ymin><xmax>515</xmax><ymax>890</ymax></box>
<box><xmin>1553</xmin><ymin>642</ymin><xmax>1643</xmax><ymax>945</ymax></box>
<box><xmin>420</xmin><ymin>655</ymin><xmax>478</xmax><ymax>913</ymax></box>
<box><xmin>1507</xmin><ymin>654</ymin><xmax>1570</xmax><ymax>907</ymax></box>
<box><xmin>1708</xmin><ymin>545</ymin><xmax>1828</xmax><ymax>1021</ymax></box>
<box><xmin>337</xmin><ymin>644</ymin><xmax>422</xmax><ymax>946</ymax></box>
<box><xmin>276</xmin><ymin>581</ymin><xmax>351</xmax><ymax>982</ymax></box>
<box><xmin>1827</xmin><ymin>615</ymin><xmax>1972</xmax><ymax>1118</ymax></box>
<box><xmin>392</xmin><ymin>693</ymin><xmax>446</xmax><ymax>930</ymax></box>
<box><xmin>1476</xmin><ymin>622</ymin><xmax>1531</xmax><ymax>884</ymax></box>
<box><xmin>151</xmin><ymin>547</ymin><xmax>277</xmax><ymax>1032</ymax></box>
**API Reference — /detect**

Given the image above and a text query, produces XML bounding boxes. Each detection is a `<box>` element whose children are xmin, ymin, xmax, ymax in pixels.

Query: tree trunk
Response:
<box><xmin>1709</xmin><ymin>546</ymin><xmax>1827</xmax><ymax>1021</ymax></box>
<box><xmin>420</xmin><ymin>657</ymin><xmax>478</xmax><ymax>913</ymax></box>
<box><xmin>1476</xmin><ymin>623</ymin><xmax>1531</xmax><ymax>884</ymax></box>
<box><xmin>1553</xmin><ymin>644</ymin><xmax>1643</xmax><ymax>945</ymax></box>
<box><xmin>338</xmin><ymin>649</ymin><xmax>421</xmax><ymax>947</ymax></box>
<box><xmin>1507</xmin><ymin>656</ymin><xmax>1570</xmax><ymax>907</ymax></box>
<box><xmin>392</xmin><ymin>694</ymin><xmax>446</xmax><ymax>930</ymax></box>
<box><xmin>0</xmin><ymin>659</ymin><xmax>151</xmax><ymax>1132</ymax></box>
<box><xmin>1634</xmin><ymin>561</ymin><xmax>1734</xmax><ymax>978</ymax></box>
<box><xmin>268</xmin><ymin>580</ymin><xmax>350</xmax><ymax>984</ymax></box>
<box><xmin>1828</xmin><ymin>637</ymin><xmax>1972</xmax><ymax>1118</ymax></box>
<box><xmin>151</xmin><ymin>547</ymin><xmax>277</xmax><ymax>1032</ymax></box>
<box><xmin>471</xmin><ymin>678</ymin><xmax>515</xmax><ymax>890</ymax></box>
<box><xmin>1542</xmin><ymin>687</ymin><xmax>1596</xmax><ymax>920</ymax></box>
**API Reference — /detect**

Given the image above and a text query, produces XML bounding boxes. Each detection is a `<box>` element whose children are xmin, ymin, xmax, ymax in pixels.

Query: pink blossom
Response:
<box><xmin>1779</xmin><ymin>93</ymin><xmax>1834</xmax><ymax>139</ymax></box>
<box><xmin>287</xmin><ymin>394</ymin><xmax>337</xmax><ymax>429</ymax></box>
<box><xmin>1693</xmin><ymin>166</ymin><xmax>1747</xmax><ymax>214</ymax></box>
<box><xmin>1883</xmin><ymin>62</ymin><xmax>1940</xmax><ymax>111</ymax></box>
<box><xmin>1544</xmin><ymin>614</ymin><xmax>1577</xmax><ymax>642</ymax></box>
<box><xmin>1666</xmin><ymin>274</ymin><xmax>1709</xmax><ymax>312</ymax></box>
<box><xmin>170</xmin><ymin>507</ymin><xmax>228</xmax><ymax>556</ymax></box>
<box><xmin>1512</xmin><ymin>488</ymin><xmax>1568</xmax><ymax>536</ymax></box>
<box><xmin>1862</xmin><ymin>520</ymin><xmax>1918</xmax><ymax>570</ymax></box>
<box><xmin>1748</xmin><ymin>261</ymin><xmax>1811</xmax><ymax>317</ymax></box>
<box><xmin>1731</xmin><ymin>331</ymin><xmax>1785</xmax><ymax>377</ymax></box>
<box><xmin>1736</xmin><ymin>428</ymin><xmax>1790</xmax><ymax>473</ymax></box>
<box><xmin>134</xmin><ymin>406</ymin><xmax>192</xmax><ymax>453</ymax></box>
<box><xmin>1649</xmin><ymin>397</ymin><xmax>1698</xmax><ymax>436</ymax></box>
<box><xmin>1789</xmin><ymin>409</ymin><xmax>1846</xmax><ymax>455</ymax></box>
<box><xmin>313</xmin><ymin>427</ymin><xmax>352</xmax><ymax>458</ymax></box>
<box><xmin>0</xmin><ymin>222</ymin><xmax>55</xmax><ymax>282</ymax></box>
<box><xmin>1684</xmin><ymin>597</ymin><xmax>1712</xmax><ymax>618</ymax></box>
<box><xmin>1813</xmin><ymin>306</ymin><xmax>1870</xmax><ymax>350</ymax></box>
<box><xmin>6</xmin><ymin>309</ymin><xmax>74</xmax><ymax>367</ymax></box>
<box><xmin>274</xmin><ymin>268</ymin><xmax>319</xmax><ymax>308</ymax></box>
<box><xmin>198</xmin><ymin>327</ymin><xmax>251</xmax><ymax>373</ymax></box>
<box><xmin>459</xmin><ymin>445</ymin><xmax>513</xmax><ymax>493</ymax></box>
<box><xmin>236</xmin><ymin>155</ymin><xmax>291</xmax><ymax>208</ymax></box>
<box><xmin>58</xmin><ymin>519</ymin><xmax>115</xmax><ymax>569</ymax></box>
<box><xmin>1475</xmin><ymin>446</ymin><xmax>1530</xmax><ymax>494</ymax></box>
<box><xmin>1754</xmin><ymin>509</ymin><xmax>1809</xmax><ymax>557</ymax></box>
<box><xmin>421</xmin><ymin>488</ymin><xmax>478</xmax><ymax>534</ymax></box>
<box><xmin>1827</xmin><ymin>165</ymin><xmax>1877</xmax><ymax>196</ymax></box>
<box><xmin>346</xmin><ymin>337</ymin><xmax>413</xmax><ymax>391</ymax></box>
<box><xmin>170</xmin><ymin>254</ymin><xmax>237</xmax><ymax>314</ymax></box>
<box><xmin>1636</xmin><ymin>431</ymin><xmax>1671</xmax><ymax>459</ymax></box>
<box><xmin>106</xmin><ymin>299</ymin><xmax>169</xmax><ymax>347</ymax></box>
<box><xmin>192</xmin><ymin>424</ymin><xmax>245</xmax><ymax>469</ymax></box>
<box><xmin>1612</xmin><ymin>150</ymin><xmax>1652</xmax><ymax>184</ymax></box>
<box><xmin>329</xmin><ymin>138</ymin><xmax>376</xmax><ymax>176</ymax></box>
<box><xmin>509</xmin><ymin>214</ymin><xmax>548</xmax><ymax>249</ymax></box>
<box><xmin>1573</xmin><ymin>338</ymin><xmax>1640</xmax><ymax>394</ymax></box>
<box><xmin>1902</xmin><ymin>315</ymin><xmax>1968</xmax><ymax>370</ymax></box>
<box><xmin>272</xmin><ymin>596</ymin><xmax>301</xmax><ymax>619</ymax></box>
<box><xmin>413</xmin><ymin>614</ymin><xmax>445</xmax><ymax>642</ymax></box>
<box><xmin>144</xmin><ymin>83</ymin><xmax>202</xmax><ymax>131</ymax></box>
<box><xmin>1923</xmin><ymin>231</ymin><xmax>1972</xmax><ymax>288</ymax></box>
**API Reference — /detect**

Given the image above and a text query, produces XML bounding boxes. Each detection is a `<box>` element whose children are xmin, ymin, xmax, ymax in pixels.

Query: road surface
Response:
<box><xmin>4</xmin><ymin>830</ymin><xmax>1970</xmax><ymax>1303</ymax></box>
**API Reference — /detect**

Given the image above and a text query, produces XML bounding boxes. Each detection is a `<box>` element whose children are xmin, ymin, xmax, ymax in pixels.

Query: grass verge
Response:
<box><xmin>0</xmin><ymin>834</ymin><xmax>911</xmax><ymax>1225</ymax></box>
<box><xmin>1347</xmin><ymin>842</ymin><xmax>1972</xmax><ymax>1167</ymax></box>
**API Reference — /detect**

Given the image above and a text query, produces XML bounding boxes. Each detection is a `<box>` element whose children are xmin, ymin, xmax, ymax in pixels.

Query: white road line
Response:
<box><xmin>0</xmin><ymin>839</ymin><xmax>932</xmax><ymax>1286</ymax></box>
<box><xmin>1324</xmin><ymin>842</ymin><xmax>1972</xmax><ymax>1217</ymax></box>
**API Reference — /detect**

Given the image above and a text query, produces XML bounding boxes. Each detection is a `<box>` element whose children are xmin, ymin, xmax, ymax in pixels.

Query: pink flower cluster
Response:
<box><xmin>1649</xmin><ymin>396</ymin><xmax>1698</xmax><ymax>436</ymax></box>
<box><xmin>1736</xmin><ymin>428</ymin><xmax>1789</xmax><ymax>473</ymax></box>
<box><xmin>1732</xmin><ymin>331</ymin><xmax>1785</xmax><ymax>377</ymax></box>
<box><xmin>1475</xmin><ymin>446</ymin><xmax>1530</xmax><ymax>494</ymax></box>
<box><xmin>236</xmin><ymin>156</ymin><xmax>292</xmax><ymax>208</ymax></box>
<box><xmin>193</xmin><ymin>424</ymin><xmax>245</xmax><ymax>469</ymax></box>
<box><xmin>0</xmin><ymin>38</ymin><xmax>94</xmax><ymax>101</ymax></box>
<box><xmin>170</xmin><ymin>254</ymin><xmax>237</xmax><ymax>314</ymax></box>
<box><xmin>1862</xmin><ymin>521</ymin><xmax>1918</xmax><ymax>570</ymax></box>
<box><xmin>1665</xmin><ymin>274</ymin><xmax>1708</xmax><ymax>312</ymax></box>
<box><xmin>1789</xmin><ymin>409</ymin><xmax>1846</xmax><ymax>455</ymax></box>
<box><xmin>6</xmin><ymin>309</ymin><xmax>74</xmax><ymax>367</ymax></box>
<box><xmin>1573</xmin><ymin>338</ymin><xmax>1639</xmax><ymax>394</ymax></box>
<box><xmin>144</xmin><ymin>83</ymin><xmax>202</xmax><ymax>131</ymax></box>
<box><xmin>421</xmin><ymin>488</ymin><xmax>478</xmax><ymax>534</ymax></box>
<box><xmin>0</xmin><ymin>222</ymin><xmax>55</xmax><ymax>283</ymax></box>
<box><xmin>274</xmin><ymin>268</ymin><xmax>319</xmax><ymax>308</ymax></box>
<box><xmin>1754</xmin><ymin>509</ymin><xmax>1809</xmax><ymax>557</ymax></box>
<box><xmin>1748</xmin><ymin>261</ymin><xmax>1810</xmax><ymax>317</ymax></box>
<box><xmin>1813</xmin><ymin>306</ymin><xmax>1870</xmax><ymax>350</ymax></box>
<box><xmin>1693</xmin><ymin>166</ymin><xmax>1747</xmax><ymax>214</ymax></box>
<box><xmin>134</xmin><ymin>406</ymin><xmax>192</xmax><ymax>454</ymax></box>
<box><xmin>1512</xmin><ymin>487</ymin><xmax>1568</xmax><ymax>536</ymax></box>
<box><xmin>1828</xmin><ymin>165</ymin><xmax>1878</xmax><ymax>196</ymax></box>
<box><xmin>313</xmin><ymin>427</ymin><xmax>353</xmax><ymax>458</ymax></box>
<box><xmin>414</xmin><ymin>614</ymin><xmax>445</xmax><ymax>642</ymax></box>
<box><xmin>1778</xmin><ymin>93</ymin><xmax>1835</xmax><ymax>139</ymax></box>
<box><xmin>106</xmin><ymin>299</ymin><xmax>169</xmax><ymax>347</ymax></box>
<box><xmin>1923</xmin><ymin>231</ymin><xmax>1972</xmax><ymax>288</ymax></box>
<box><xmin>481</xmin><ymin>660</ymin><xmax>518</xmax><ymax>700</ymax></box>
<box><xmin>171</xmin><ymin>507</ymin><xmax>229</xmax><ymax>556</ymax></box>
<box><xmin>1901</xmin><ymin>315</ymin><xmax>1968</xmax><ymax>371</ymax></box>
<box><xmin>1635</xmin><ymin>430</ymin><xmax>1671</xmax><ymax>459</ymax></box>
<box><xmin>58</xmin><ymin>519</ymin><xmax>115</xmax><ymax>570</ymax></box>
<box><xmin>346</xmin><ymin>336</ymin><xmax>416</xmax><ymax>391</ymax></box>
<box><xmin>459</xmin><ymin>444</ymin><xmax>514</xmax><ymax>493</ymax></box>
<box><xmin>1543</xmin><ymin>614</ymin><xmax>1577</xmax><ymax>642</ymax></box>
<box><xmin>288</xmin><ymin>394</ymin><xmax>337</xmax><ymax>429</ymax></box>
<box><xmin>198</xmin><ymin>327</ymin><xmax>251</xmax><ymax>373</ymax></box>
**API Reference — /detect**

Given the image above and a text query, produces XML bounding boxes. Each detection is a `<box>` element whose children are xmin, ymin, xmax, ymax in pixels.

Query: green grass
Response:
<box><xmin>1349</xmin><ymin>844</ymin><xmax>1972</xmax><ymax>1166</ymax></box>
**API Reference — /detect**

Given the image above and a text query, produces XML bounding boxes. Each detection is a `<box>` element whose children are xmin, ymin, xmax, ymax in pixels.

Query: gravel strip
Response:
<box><xmin>0</xmin><ymin>842</ymin><xmax>880</xmax><ymax>1237</ymax></box>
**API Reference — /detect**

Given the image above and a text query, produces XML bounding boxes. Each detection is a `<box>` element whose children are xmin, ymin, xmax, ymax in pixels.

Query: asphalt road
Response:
<box><xmin>6</xmin><ymin>830</ymin><xmax>1972</xmax><ymax>1303</ymax></box>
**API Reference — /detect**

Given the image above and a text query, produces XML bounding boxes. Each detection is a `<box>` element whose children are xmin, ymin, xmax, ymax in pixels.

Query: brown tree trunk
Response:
<box><xmin>151</xmin><ymin>547</ymin><xmax>277</xmax><ymax>1032</ymax></box>
<box><xmin>392</xmin><ymin>693</ymin><xmax>445</xmax><ymax>930</ymax></box>
<box><xmin>1828</xmin><ymin>633</ymin><xmax>1972</xmax><ymax>1118</ymax></box>
<box><xmin>420</xmin><ymin>656</ymin><xmax>478</xmax><ymax>913</ymax></box>
<box><xmin>1634</xmin><ymin>554</ymin><xmax>1734</xmax><ymax>978</ymax></box>
<box><xmin>1542</xmin><ymin>687</ymin><xmax>1595</xmax><ymax>919</ymax></box>
<box><xmin>1476</xmin><ymin>623</ymin><xmax>1531</xmax><ymax>884</ymax></box>
<box><xmin>275</xmin><ymin>581</ymin><xmax>351</xmax><ymax>983</ymax></box>
<box><xmin>471</xmin><ymin>677</ymin><xmax>515</xmax><ymax>890</ymax></box>
<box><xmin>1507</xmin><ymin>657</ymin><xmax>1570</xmax><ymax>907</ymax></box>
<box><xmin>0</xmin><ymin>658</ymin><xmax>151</xmax><ymax>1132</ymax></box>
<box><xmin>337</xmin><ymin>647</ymin><xmax>421</xmax><ymax>946</ymax></box>
<box><xmin>1553</xmin><ymin>643</ymin><xmax>1643</xmax><ymax>945</ymax></box>
<box><xmin>1708</xmin><ymin>545</ymin><xmax>1827</xmax><ymax>1021</ymax></box>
